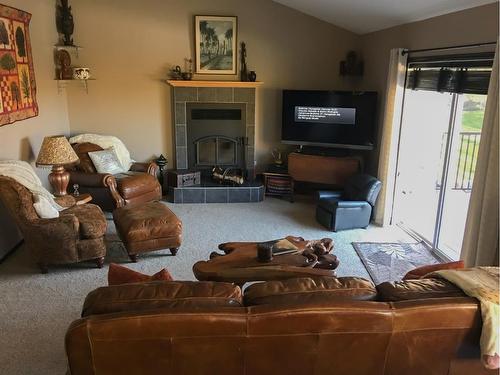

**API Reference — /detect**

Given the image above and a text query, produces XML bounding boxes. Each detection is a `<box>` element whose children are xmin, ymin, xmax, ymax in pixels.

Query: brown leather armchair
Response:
<box><xmin>69</xmin><ymin>142</ymin><xmax>161</xmax><ymax>211</ymax></box>
<box><xmin>0</xmin><ymin>176</ymin><xmax>107</xmax><ymax>273</ymax></box>
<box><xmin>66</xmin><ymin>276</ymin><xmax>493</xmax><ymax>374</ymax></box>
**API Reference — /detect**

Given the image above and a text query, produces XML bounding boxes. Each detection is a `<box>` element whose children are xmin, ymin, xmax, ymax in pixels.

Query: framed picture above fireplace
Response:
<box><xmin>194</xmin><ymin>15</ymin><xmax>237</xmax><ymax>75</ymax></box>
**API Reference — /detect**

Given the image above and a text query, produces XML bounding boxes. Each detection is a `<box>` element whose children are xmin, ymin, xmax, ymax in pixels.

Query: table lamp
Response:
<box><xmin>36</xmin><ymin>135</ymin><xmax>79</xmax><ymax>196</ymax></box>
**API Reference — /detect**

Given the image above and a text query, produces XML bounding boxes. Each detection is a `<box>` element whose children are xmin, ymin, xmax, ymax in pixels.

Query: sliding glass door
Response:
<box><xmin>394</xmin><ymin>90</ymin><xmax>453</xmax><ymax>243</ymax></box>
<box><xmin>393</xmin><ymin>52</ymin><xmax>492</xmax><ymax>260</ymax></box>
<box><xmin>437</xmin><ymin>94</ymin><xmax>486</xmax><ymax>259</ymax></box>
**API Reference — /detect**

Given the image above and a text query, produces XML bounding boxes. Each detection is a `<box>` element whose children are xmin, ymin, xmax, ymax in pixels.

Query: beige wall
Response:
<box><xmin>0</xmin><ymin>0</ymin><xmax>70</xmax><ymax>178</ymax></box>
<box><xmin>360</xmin><ymin>2</ymin><xmax>499</xmax><ymax>173</ymax></box>
<box><xmin>2</xmin><ymin>1</ymin><xmax>496</xmax><ymax>176</ymax></box>
<box><xmin>66</xmin><ymin>0</ymin><xmax>360</xmax><ymax>168</ymax></box>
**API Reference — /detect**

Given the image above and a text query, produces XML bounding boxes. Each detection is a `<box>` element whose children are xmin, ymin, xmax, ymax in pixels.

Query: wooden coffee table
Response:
<box><xmin>192</xmin><ymin>236</ymin><xmax>338</xmax><ymax>285</ymax></box>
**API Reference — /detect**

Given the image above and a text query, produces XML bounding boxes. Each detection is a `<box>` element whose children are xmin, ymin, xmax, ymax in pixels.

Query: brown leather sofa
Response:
<box><xmin>0</xmin><ymin>176</ymin><xmax>107</xmax><ymax>273</ymax></box>
<box><xmin>66</xmin><ymin>276</ymin><xmax>494</xmax><ymax>374</ymax></box>
<box><xmin>69</xmin><ymin>142</ymin><xmax>161</xmax><ymax>211</ymax></box>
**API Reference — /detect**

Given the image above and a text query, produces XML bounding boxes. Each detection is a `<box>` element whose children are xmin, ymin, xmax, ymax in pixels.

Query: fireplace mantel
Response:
<box><xmin>166</xmin><ymin>80</ymin><xmax>263</xmax><ymax>88</ymax></box>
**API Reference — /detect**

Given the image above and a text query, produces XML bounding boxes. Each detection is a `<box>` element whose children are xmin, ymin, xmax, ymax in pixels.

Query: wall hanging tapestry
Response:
<box><xmin>0</xmin><ymin>4</ymin><xmax>37</xmax><ymax>127</ymax></box>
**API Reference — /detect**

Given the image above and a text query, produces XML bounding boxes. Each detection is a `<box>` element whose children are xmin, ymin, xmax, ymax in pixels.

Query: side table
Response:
<box><xmin>262</xmin><ymin>170</ymin><xmax>294</xmax><ymax>203</ymax></box>
<box><xmin>74</xmin><ymin>193</ymin><xmax>92</xmax><ymax>205</ymax></box>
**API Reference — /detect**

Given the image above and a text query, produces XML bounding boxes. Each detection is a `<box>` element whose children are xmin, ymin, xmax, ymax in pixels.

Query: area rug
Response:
<box><xmin>352</xmin><ymin>241</ymin><xmax>441</xmax><ymax>284</ymax></box>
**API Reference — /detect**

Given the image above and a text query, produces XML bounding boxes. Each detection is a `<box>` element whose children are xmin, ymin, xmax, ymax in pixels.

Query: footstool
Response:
<box><xmin>113</xmin><ymin>201</ymin><xmax>182</xmax><ymax>262</ymax></box>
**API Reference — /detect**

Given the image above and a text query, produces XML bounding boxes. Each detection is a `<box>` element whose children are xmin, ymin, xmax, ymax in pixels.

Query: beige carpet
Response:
<box><xmin>0</xmin><ymin>196</ymin><xmax>411</xmax><ymax>374</ymax></box>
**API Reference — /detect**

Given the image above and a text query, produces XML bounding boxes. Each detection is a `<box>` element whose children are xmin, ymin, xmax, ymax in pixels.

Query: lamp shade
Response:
<box><xmin>36</xmin><ymin>136</ymin><xmax>79</xmax><ymax>166</ymax></box>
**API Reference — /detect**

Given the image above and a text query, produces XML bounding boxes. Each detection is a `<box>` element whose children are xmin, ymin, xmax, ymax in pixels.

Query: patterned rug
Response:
<box><xmin>352</xmin><ymin>241</ymin><xmax>441</xmax><ymax>284</ymax></box>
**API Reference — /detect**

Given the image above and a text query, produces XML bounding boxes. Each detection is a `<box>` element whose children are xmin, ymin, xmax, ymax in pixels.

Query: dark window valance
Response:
<box><xmin>406</xmin><ymin>52</ymin><xmax>493</xmax><ymax>95</ymax></box>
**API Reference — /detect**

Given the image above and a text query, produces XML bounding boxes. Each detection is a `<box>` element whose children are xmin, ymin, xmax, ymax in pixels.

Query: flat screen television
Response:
<box><xmin>281</xmin><ymin>90</ymin><xmax>377</xmax><ymax>150</ymax></box>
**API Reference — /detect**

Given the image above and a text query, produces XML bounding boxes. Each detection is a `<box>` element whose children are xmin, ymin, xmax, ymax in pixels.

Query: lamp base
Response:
<box><xmin>48</xmin><ymin>165</ymin><xmax>70</xmax><ymax>197</ymax></box>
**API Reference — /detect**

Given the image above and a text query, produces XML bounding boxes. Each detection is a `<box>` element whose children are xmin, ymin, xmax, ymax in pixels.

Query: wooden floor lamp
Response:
<box><xmin>36</xmin><ymin>136</ymin><xmax>79</xmax><ymax>196</ymax></box>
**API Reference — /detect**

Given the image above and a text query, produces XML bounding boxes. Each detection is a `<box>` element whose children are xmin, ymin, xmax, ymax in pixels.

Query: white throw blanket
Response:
<box><xmin>69</xmin><ymin>134</ymin><xmax>133</xmax><ymax>171</ymax></box>
<box><xmin>0</xmin><ymin>160</ymin><xmax>63</xmax><ymax>218</ymax></box>
<box><xmin>428</xmin><ymin>267</ymin><xmax>500</xmax><ymax>370</ymax></box>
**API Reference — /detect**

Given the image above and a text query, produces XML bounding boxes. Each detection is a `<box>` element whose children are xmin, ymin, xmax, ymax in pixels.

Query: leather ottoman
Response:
<box><xmin>113</xmin><ymin>201</ymin><xmax>182</xmax><ymax>262</ymax></box>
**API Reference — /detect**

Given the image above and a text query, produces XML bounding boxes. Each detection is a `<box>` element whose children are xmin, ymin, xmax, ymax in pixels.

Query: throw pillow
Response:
<box><xmin>88</xmin><ymin>147</ymin><xmax>125</xmax><ymax>174</ymax></box>
<box><xmin>108</xmin><ymin>263</ymin><xmax>173</xmax><ymax>286</ymax></box>
<box><xmin>403</xmin><ymin>260</ymin><xmax>465</xmax><ymax>280</ymax></box>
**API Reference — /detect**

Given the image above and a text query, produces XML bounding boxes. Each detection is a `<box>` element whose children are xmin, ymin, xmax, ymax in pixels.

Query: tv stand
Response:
<box><xmin>288</xmin><ymin>152</ymin><xmax>361</xmax><ymax>187</ymax></box>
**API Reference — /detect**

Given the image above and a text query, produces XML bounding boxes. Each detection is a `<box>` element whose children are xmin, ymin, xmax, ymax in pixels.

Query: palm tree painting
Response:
<box><xmin>195</xmin><ymin>16</ymin><xmax>237</xmax><ymax>74</ymax></box>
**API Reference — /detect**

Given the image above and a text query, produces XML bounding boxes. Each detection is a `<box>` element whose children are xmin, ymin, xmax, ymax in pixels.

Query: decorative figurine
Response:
<box><xmin>240</xmin><ymin>42</ymin><xmax>248</xmax><ymax>82</ymax></box>
<box><xmin>272</xmin><ymin>148</ymin><xmax>283</xmax><ymax>167</ymax></box>
<box><xmin>339</xmin><ymin>51</ymin><xmax>364</xmax><ymax>77</ymax></box>
<box><xmin>170</xmin><ymin>65</ymin><xmax>182</xmax><ymax>80</ymax></box>
<box><xmin>55</xmin><ymin>49</ymin><xmax>73</xmax><ymax>79</ymax></box>
<box><xmin>155</xmin><ymin>154</ymin><xmax>168</xmax><ymax>186</ymax></box>
<box><xmin>181</xmin><ymin>58</ymin><xmax>193</xmax><ymax>80</ymax></box>
<box><xmin>56</xmin><ymin>0</ymin><xmax>75</xmax><ymax>46</ymax></box>
<box><xmin>73</xmin><ymin>67</ymin><xmax>90</xmax><ymax>80</ymax></box>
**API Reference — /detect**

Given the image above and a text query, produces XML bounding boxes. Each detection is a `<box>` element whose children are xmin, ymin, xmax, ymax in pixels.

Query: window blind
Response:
<box><xmin>406</xmin><ymin>52</ymin><xmax>494</xmax><ymax>95</ymax></box>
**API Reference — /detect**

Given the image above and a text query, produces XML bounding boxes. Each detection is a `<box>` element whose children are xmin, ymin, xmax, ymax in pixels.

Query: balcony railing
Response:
<box><xmin>453</xmin><ymin>132</ymin><xmax>481</xmax><ymax>191</ymax></box>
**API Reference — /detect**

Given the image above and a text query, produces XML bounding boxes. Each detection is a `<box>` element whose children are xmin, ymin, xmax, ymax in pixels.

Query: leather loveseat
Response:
<box><xmin>65</xmin><ymin>276</ymin><xmax>494</xmax><ymax>375</ymax></box>
<box><xmin>69</xmin><ymin>142</ymin><xmax>161</xmax><ymax>211</ymax></box>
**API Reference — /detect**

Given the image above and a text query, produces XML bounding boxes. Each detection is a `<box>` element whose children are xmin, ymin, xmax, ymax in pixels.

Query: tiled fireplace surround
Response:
<box><xmin>170</xmin><ymin>83</ymin><xmax>264</xmax><ymax>203</ymax></box>
<box><xmin>174</xmin><ymin>86</ymin><xmax>256</xmax><ymax>173</ymax></box>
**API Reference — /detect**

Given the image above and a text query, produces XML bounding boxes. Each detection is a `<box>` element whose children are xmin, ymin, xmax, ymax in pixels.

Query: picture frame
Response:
<box><xmin>194</xmin><ymin>15</ymin><xmax>237</xmax><ymax>75</ymax></box>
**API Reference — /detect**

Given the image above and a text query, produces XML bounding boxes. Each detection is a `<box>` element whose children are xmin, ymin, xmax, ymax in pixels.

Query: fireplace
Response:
<box><xmin>187</xmin><ymin>102</ymin><xmax>246</xmax><ymax>174</ymax></box>
<box><xmin>195</xmin><ymin>136</ymin><xmax>239</xmax><ymax>166</ymax></box>
<box><xmin>168</xmin><ymin>83</ymin><xmax>263</xmax><ymax>203</ymax></box>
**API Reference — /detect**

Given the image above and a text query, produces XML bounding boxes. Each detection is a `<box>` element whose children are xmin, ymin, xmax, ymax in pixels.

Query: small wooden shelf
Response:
<box><xmin>166</xmin><ymin>80</ymin><xmax>263</xmax><ymax>88</ymax></box>
<box><xmin>54</xmin><ymin>44</ymin><xmax>83</xmax><ymax>50</ymax></box>
<box><xmin>55</xmin><ymin>78</ymin><xmax>96</xmax><ymax>94</ymax></box>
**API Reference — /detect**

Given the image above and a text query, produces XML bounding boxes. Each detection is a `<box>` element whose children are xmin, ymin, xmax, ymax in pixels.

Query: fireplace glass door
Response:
<box><xmin>196</xmin><ymin>136</ymin><xmax>237</xmax><ymax>167</ymax></box>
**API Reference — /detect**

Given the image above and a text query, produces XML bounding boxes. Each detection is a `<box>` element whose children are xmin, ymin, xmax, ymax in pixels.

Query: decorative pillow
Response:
<box><xmin>108</xmin><ymin>263</ymin><xmax>173</xmax><ymax>286</ymax></box>
<box><xmin>88</xmin><ymin>147</ymin><xmax>125</xmax><ymax>174</ymax></box>
<box><xmin>403</xmin><ymin>261</ymin><xmax>465</xmax><ymax>280</ymax></box>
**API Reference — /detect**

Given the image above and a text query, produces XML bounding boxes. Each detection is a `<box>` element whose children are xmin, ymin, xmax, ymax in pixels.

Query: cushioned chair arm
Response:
<box><xmin>335</xmin><ymin>200</ymin><xmax>371</xmax><ymax>208</ymax></box>
<box><xmin>69</xmin><ymin>171</ymin><xmax>116</xmax><ymax>188</ymax></box>
<box><xmin>129</xmin><ymin>162</ymin><xmax>159</xmax><ymax>176</ymax></box>
<box><xmin>32</xmin><ymin>214</ymin><xmax>79</xmax><ymax>236</ymax></box>
<box><xmin>316</xmin><ymin>190</ymin><xmax>343</xmax><ymax>201</ymax></box>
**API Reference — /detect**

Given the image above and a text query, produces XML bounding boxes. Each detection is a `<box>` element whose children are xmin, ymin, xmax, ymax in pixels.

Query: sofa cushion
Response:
<box><xmin>108</xmin><ymin>263</ymin><xmax>173</xmax><ymax>285</ymax></box>
<box><xmin>377</xmin><ymin>278</ymin><xmax>466</xmax><ymax>302</ymax></box>
<box><xmin>71</xmin><ymin>142</ymin><xmax>103</xmax><ymax>173</ymax></box>
<box><xmin>244</xmin><ymin>276</ymin><xmax>377</xmax><ymax>306</ymax></box>
<box><xmin>82</xmin><ymin>281</ymin><xmax>242</xmax><ymax>317</ymax></box>
<box><xmin>63</xmin><ymin>204</ymin><xmax>107</xmax><ymax>239</ymax></box>
<box><xmin>403</xmin><ymin>260</ymin><xmax>465</xmax><ymax>280</ymax></box>
<box><xmin>114</xmin><ymin>172</ymin><xmax>159</xmax><ymax>199</ymax></box>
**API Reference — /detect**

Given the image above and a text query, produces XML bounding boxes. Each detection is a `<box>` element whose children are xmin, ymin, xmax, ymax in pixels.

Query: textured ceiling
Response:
<box><xmin>273</xmin><ymin>0</ymin><xmax>498</xmax><ymax>34</ymax></box>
